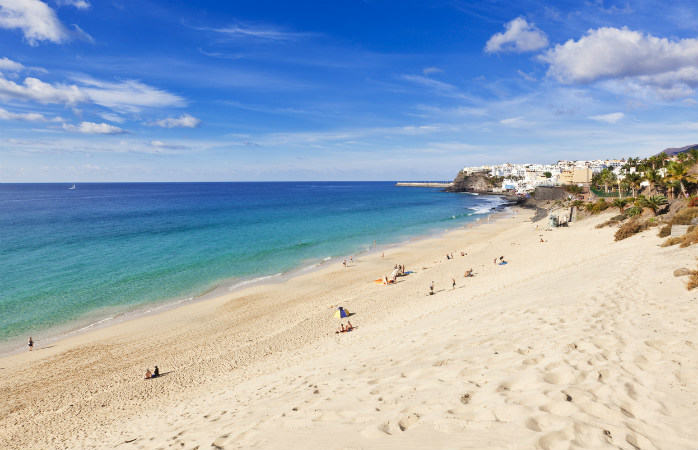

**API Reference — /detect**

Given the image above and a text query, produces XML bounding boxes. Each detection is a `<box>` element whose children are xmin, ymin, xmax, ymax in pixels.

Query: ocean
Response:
<box><xmin>0</xmin><ymin>182</ymin><xmax>505</xmax><ymax>353</ymax></box>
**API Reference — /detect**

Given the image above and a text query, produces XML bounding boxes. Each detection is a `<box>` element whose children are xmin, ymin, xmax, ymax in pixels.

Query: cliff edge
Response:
<box><xmin>444</xmin><ymin>170</ymin><xmax>496</xmax><ymax>193</ymax></box>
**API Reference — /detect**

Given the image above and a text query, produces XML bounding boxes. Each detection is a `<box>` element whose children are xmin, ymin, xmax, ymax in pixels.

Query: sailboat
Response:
<box><xmin>69</xmin><ymin>182</ymin><xmax>76</xmax><ymax>190</ymax></box>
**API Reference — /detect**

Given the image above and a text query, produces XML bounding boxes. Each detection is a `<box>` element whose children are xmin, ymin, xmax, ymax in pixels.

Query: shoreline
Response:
<box><xmin>3</xmin><ymin>205</ymin><xmax>694</xmax><ymax>450</ymax></box>
<box><xmin>0</xmin><ymin>194</ymin><xmax>510</xmax><ymax>357</ymax></box>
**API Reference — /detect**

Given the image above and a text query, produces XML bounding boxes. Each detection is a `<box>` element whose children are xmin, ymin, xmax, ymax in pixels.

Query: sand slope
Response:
<box><xmin>1</xmin><ymin>210</ymin><xmax>696</xmax><ymax>450</ymax></box>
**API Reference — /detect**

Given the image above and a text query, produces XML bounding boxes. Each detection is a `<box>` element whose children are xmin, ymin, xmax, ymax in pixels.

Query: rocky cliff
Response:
<box><xmin>444</xmin><ymin>170</ymin><xmax>495</xmax><ymax>193</ymax></box>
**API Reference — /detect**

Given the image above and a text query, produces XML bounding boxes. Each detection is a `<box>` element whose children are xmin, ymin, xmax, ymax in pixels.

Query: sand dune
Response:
<box><xmin>1</xmin><ymin>209</ymin><xmax>696</xmax><ymax>450</ymax></box>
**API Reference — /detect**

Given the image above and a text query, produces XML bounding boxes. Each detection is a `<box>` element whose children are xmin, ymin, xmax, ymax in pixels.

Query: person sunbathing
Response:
<box><xmin>145</xmin><ymin>368</ymin><xmax>152</xmax><ymax>379</ymax></box>
<box><xmin>464</xmin><ymin>268</ymin><xmax>473</xmax><ymax>277</ymax></box>
<box><xmin>336</xmin><ymin>324</ymin><xmax>345</xmax><ymax>333</ymax></box>
<box><xmin>346</xmin><ymin>321</ymin><xmax>354</xmax><ymax>331</ymax></box>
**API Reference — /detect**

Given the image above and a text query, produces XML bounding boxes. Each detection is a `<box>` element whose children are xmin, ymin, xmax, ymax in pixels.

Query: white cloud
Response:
<box><xmin>0</xmin><ymin>56</ymin><xmax>24</xmax><ymax>72</ymax></box>
<box><xmin>196</xmin><ymin>22</ymin><xmax>306</xmax><ymax>41</ymax></box>
<box><xmin>62</xmin><ymin>121</ymin><xmax>125</xmax><ymax>134</ymax></box>
<box><xmin>98</xmin><ymin>111</ymin><xmax>125</xmax><ymax>123</ymax></box>
<box><xmin>0</xmin><ymin>74</ymin><xmax>186</xmax><ymax>111</ymax></box>
<box><xmin>422</xmin><ymin>67</ymin><xmax>443</xmax><ymax>75</ymax></box>
<box><xmin>55</xmin><ymin>0</ymin><xmax>90</xmax><ymax>9</ymax></box>
<box><xmin>0</xmin><ymin>0</ymin><xmax>69</xmax><ymax>45</ymax></box>
<box><xmin>402</xmin><ymin>74</ymin><xmax>457</xmax><ymax>91</ymax></box>
<box><xmin>517</xmin><ymin>69</ymin><xmax>537</xmax><ymax>82</ymax></box>
<box><xmin>0</xmin><ymin>106</ymin><xmax>63</xmax><ymax>122</ymax></box>
<box><xmin>401</xmin><ymin>74</ymin><xmax>474</xmax><ymax>100</ymax></box>
<box><xmin>76</xmin><ymin>78</ymin><xmax>186</xmax><ymax>112</ymax></box>
<box><xmin>0</xmin><ymin>75</ymin><xmax>87</xmax><ymax>104</ymax></box>
<box><xmin>589</xmin><ymin>112</ymin><xmax>625</xmax><ymax>124</ymax></box>
<box><xmin>499</xmin><ymin>116</ymin><xmax>526</xmax><ymax>126</ymax></box>
<box><xmin>540</xmin><ymin>27</ymin><xmax>698</xmax><ymax>99</ymax></box>
<box><xmin>150</xmin><ymin>140</ymin><xmax>189</xmax><ymax>150</ymax></box>
<box><xmin>485</xmin><ymin>17</ymin><xmax>549</xmax><ymax>53</ymax></box>
<box><xmin>150</xmin><ymin>113</ymin><xmax>201</xmax><ymax>128</ymax></box>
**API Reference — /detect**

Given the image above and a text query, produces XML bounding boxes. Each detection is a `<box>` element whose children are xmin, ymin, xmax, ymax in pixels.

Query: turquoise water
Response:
<box><xmin>0</xmin><ymin>182</ymin><xmax>505</xmax><ymax>351</ymax></box>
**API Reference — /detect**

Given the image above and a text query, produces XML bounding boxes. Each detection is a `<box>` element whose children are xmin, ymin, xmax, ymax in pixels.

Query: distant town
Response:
<box><xmin>462</xmin><ymin>153</ymin><xmax>684</xmax><ymax>196</ymax></box>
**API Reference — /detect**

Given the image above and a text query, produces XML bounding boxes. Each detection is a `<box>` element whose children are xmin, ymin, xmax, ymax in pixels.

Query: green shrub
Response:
<box><xmin>591</xmin><ymin>199</ymin><xmax>609</xmax><ymax>214</ymax></box>
<box><xmin>625</xmin><ymin>206</ymin><xmax>643</xmax><ymax>217</ymax></box>
<box><xmin>563</xmin><ymin>184</ymin><xmax>583</xmax><ymax>194</ymax></box>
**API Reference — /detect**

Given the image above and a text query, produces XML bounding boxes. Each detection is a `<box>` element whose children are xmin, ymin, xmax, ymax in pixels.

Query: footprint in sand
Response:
<box><xmin>626</xmin><ymin>432</ymin><xmax>655</xmax><ymax>450</ymax></box>
<box><xmin>542</xmin><ymin>371</ymin><xmax>575</xmax><ymax>385</ymax></box>
<box><xmin>496</xmin><ymin>381</ymin><xmax>513</xmax><ymax>393</ymax></box>
<box><xmin>538</xmin><ymin>429</ymin><xmax>572</xmax><ymax>450</ymax></box>
<box><xmin>377</xmin><ymin>413</ymin><xmax>421</xmax><ymax>435</ymax></box>
<box><xmin>398</xmin><ymin>413</ymin><xmax>420</xmax><ymax>431</ymax></box>
<box><xmin>525</xmin><ymin>417</ymin><xmax>543</xmax><ymax>432</ymax></box>
<box><xmin>522</xmin><ymin>357</ymin><xmax>541</xmax><ymax>366</ymax></box>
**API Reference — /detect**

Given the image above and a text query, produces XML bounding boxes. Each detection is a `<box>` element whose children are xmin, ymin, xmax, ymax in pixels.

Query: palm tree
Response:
<box><xmin>687</xmin><ymin>147</ymin><xmax>698</xmax><ymax>164</ymax></box>
<box><xmin>638</xmin><ymin>195</ymin><xmax>668</xmax><ymax>216</ymax></box>
<box><xmin>666</xmin><ymin>162</ymin><xmax>698</xmax><ymax>198</ymax></box>
<box><xmin>612</xmin><ymin>198</ymin><xmax>630</xmax><ymax>213</ymax></box>
<box><xmin>624</xmin><ymin>172</ymin><xmax>643</xmax><ymax>198</ymax></box>
<box><xmin>657</xmin><ymin>152</ymin><xmax>669</xmax><ymax>168</ymax></box>
<box><xmin>664</xmin><ymin>180</ymin><xmax>680</xmax><ymax>199</ymax></box>
<box><xmin>646</xmin><ymin>155</ymin><xmax>658</xmax><ymax>170</ymax></box>
<box><xmin>598</xmin><ymin>168</ymin><xmax>616</xmax><ymax>194</ymax></box>
<box><xmin>643</xmin><ymin>168</ymin><xmax>662</xmax><ymax>196</ymax></box>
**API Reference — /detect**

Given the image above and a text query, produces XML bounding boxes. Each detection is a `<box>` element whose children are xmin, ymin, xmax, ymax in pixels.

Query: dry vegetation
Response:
<box><xmin>687</xmin><ymin>271</ymin><xmax>698</xmax><ymax>290</ymax></box>
<box><xmin>595</xmin><ymin>214</ymin><xmax>627</xmax><ymax>229</ymax></box>
<box><xmin>657</xmin><ymin>207</ymin><xmax>698</xmax><ymax>238</ymax></box>
<box><xmin>614</xmin><ymin>218</ymin><xmax>649</xmax><ymax>241</ymax></box>
<box><xmin>662</xmin><ymin>226</ymin><xmax>698</xmax><ymax>248</ymax></box>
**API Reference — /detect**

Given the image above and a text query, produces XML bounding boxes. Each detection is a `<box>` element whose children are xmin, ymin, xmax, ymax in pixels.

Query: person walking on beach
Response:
<box><xmin>452</xmin><ymin>278</ymin><xmax>456</xmax><ymax>289</ymax></box>
<box><xmin>28</xmin><ymin>336</ymin><xmax>33</xmax><ymax>351</ymax></box>
<box><xmin>429</xmin><ymin>281</ymin><xmax>434</xmax><ymax>295</ymax></box>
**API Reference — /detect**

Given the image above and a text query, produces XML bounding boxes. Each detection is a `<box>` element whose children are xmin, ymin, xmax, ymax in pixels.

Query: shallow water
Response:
<box><xmin>0</xmin><ymin>182</ymin><xmax>504</xmax><ymax>351</ymax></box>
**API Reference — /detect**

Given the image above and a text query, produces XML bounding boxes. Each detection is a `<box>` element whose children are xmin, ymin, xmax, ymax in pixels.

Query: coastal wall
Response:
<box><xmin>395</xmin><ymin>182</ymin><xmax>453</xmax><ymax>188</ymax></box>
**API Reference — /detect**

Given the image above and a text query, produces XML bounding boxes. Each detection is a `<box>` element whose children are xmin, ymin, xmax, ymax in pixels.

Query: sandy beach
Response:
<box><xmin>1</xmin><ymin>208</ymin><xmax>696</xmax><ymax>450</ymax></box>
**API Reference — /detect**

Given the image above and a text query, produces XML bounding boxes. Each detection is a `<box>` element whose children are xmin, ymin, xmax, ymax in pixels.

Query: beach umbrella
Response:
<box><xmin>334</xmin><ymin>307</ymin><xmax>349</xmax><ymax>318</ymax></box>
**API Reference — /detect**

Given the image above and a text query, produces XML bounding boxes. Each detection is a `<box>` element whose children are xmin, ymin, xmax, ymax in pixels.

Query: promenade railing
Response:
<box><xmin>590</xmin><ymin>186</ymin><xmax>632</xmax><ymax>198</ymax></box>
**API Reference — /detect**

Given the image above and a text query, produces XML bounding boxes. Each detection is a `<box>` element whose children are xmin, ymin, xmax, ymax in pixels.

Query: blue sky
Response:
<box><xmin>0</xmin><ymin>0</ymin><xmax>696</xmax><ymax>182</ymax></box>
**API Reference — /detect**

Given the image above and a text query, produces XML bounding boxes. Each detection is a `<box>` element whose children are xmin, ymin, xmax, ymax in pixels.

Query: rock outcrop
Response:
<box><xmin>444</xmin><ymin>171</ymin><xmax>494</xmax><ymax>193</ymax></box>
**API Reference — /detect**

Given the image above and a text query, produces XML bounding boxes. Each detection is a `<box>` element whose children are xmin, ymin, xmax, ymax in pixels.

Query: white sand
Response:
<box><xmin>1</xmin><ymin>209</ymin><xmax>696</xmax><ymax>450</ymax></box>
